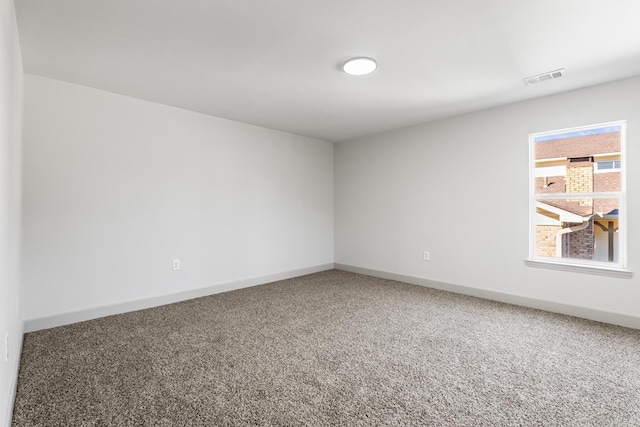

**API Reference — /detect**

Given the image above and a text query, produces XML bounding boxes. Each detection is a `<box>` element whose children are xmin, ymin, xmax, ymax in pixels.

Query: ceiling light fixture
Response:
<box><xmin>343</xmin><ymin>57</ymin><xmax>377</xmax><ymax>76</ymax></box>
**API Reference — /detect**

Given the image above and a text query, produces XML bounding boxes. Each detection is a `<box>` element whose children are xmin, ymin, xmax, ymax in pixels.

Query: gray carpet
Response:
<box><xmin>12</xmin><ymin>270</ymin><xmax>640</xmax><ymax>426</ymax></box>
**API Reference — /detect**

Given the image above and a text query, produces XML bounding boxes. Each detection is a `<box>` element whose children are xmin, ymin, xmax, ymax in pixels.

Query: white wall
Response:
<box><xmin>335</xmin><ymin>76</ymin><xmax>640</xmax><ymax>324</ymax></box>
<box><xmin>0</xmin><ymin>0</ymin><xmax>23</xmax><ymax>425</ymax></box>
<box><xmin>22</xmin><ymin>75</ymin><xmax>334</xmax><ymax>323</ymax></box>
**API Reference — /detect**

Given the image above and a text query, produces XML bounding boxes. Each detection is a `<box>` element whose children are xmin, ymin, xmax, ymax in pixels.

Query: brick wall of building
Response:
<box><xmin>594</xmin><ymin>171</ymin><xmax>621</xmax><ymax>192</ymax></box>
<box><xmin>566</xmin><ymin>163</ymin><xmax>594</xmax><ymax>193</ymax></box>
<box><xmin>535</xmin><ymin>175</ymin><xmax>566</xmax><ymax>194</ymax></box>
<box><xmin>566</xmin><ymin>219</ymin><xmax>594</xmax><ymax>259</ymax></box>
<box><xmin>536</xmin><ymin>225</ymin><xmax>561</xmax><ymax>257</ymax></box>
<box><xmin>594</xmin><ymin>171</ymin><xmax>620</xmax><ymax>214</ymax></box>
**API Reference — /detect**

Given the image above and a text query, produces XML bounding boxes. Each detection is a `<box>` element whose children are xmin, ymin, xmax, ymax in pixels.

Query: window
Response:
<box><xmin>528</xmin><ymin>121</ymin><xmax>629</xmax><ymax>276</ymax></box>
<box><xmin>595</xmin><ymin>160</ymin><xmax>621</xmax><ymax>172</ymax></box>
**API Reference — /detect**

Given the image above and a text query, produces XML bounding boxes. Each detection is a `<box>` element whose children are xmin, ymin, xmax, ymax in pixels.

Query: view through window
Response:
<box><xmin>530</xmin><ymin>121</ymin><xmax>626</xmax><ymax>269</ymax></box>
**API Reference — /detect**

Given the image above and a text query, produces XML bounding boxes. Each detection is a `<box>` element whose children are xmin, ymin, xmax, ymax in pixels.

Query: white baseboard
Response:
<box><xmin>4</xmin><ymin>321</ymin><xmax>24</xmax><ymax>427</ymax></box>
<box><xmin>24</xmin><ymin>263</ymin><xmax>334</xmax><ymax>333</ymax></box>
<box><xmin>24</xmin><ymin>262</ymin><xmax>639</xmax><ymax>333</ymax></box>
<box><xmin>334</xmin><ymin>263</ymin><xmax>640</xmax><ymax>330</ymax></box>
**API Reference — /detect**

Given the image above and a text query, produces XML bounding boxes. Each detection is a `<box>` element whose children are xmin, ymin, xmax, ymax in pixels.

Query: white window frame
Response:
<box><xmin>526</xmin><ymin>120</ymin><xmax>631</xmax><ymax>278</ymax></box>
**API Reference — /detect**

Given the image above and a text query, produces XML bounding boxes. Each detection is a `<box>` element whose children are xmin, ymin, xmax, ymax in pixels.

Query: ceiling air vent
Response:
<box><xmin>524</xmin><ymin>69</ymin><xmax>565</xmax><ymax>85</ymax></box>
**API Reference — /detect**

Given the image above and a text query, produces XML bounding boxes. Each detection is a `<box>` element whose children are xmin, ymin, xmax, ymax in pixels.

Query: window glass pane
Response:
<box><xmin>597</xmin><ymin>161</ymin><xmax>614</xmax><ymax>170</ymax></box>
<box><xmin>534</xmin><ymin>126</ymin><xmax>621</xmax><ymax>194</ymax></box>
<box><xmin>534</xmin><ymin>198</ymin><xmax>620</xmax><ymax>261</ymax></box>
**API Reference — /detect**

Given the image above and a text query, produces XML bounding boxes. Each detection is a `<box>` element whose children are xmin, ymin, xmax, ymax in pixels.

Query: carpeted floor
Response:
<box><xmin>12</xmin><ymin>270</ymin><xmax>640</xmax><ymax>426</ymax></box>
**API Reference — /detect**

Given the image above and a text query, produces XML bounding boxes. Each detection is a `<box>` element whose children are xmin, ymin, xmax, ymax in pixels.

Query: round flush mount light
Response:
<box><xmin>343</xmin><ymin>57</ymin><xmax>377</xmax><ymax>76</ymax></box>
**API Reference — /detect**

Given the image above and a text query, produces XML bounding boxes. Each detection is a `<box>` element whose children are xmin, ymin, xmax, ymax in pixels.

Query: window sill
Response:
<box><xmin>525</xmin><ymin>259</ymin><xmax>633</xmax><ymax>279</ymax></box>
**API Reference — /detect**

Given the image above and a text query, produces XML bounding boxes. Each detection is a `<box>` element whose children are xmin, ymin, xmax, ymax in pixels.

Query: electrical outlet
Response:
<box><xmin>172</xmin><ymin>259</ymin><xmax>181</xmax><ymax>271</ymax></box>
<box><xmin>423</xmin><ymin>251</ymin><xmax>430</xmax><ymax>261</ymax></box>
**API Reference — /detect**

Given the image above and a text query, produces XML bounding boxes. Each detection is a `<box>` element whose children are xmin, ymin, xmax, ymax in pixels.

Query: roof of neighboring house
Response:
<box><xmin>536</xmin><ymin>201</ymin><xmax>588</xmax><ymax>224</ymax></box>
<box><xmin>539</xmin><ymin>199</ymin><xmax>593</xmax><ymax>217</ymax></box>
<box><xmin>537</xmin><ymin>200</ymin><xmax>619</xmax><ymax>224</ymax></box>
<box><xmin>535</xmin><ymin>131</ymin><xmax>620</xmax><ymax>160</ymax></box>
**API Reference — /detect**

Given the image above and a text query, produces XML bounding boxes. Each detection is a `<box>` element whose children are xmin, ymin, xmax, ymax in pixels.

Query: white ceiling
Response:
<box><xmin>14</xmin><ymin>0</ymin><xmax>640</xmax><ymax>142</ymax></box>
